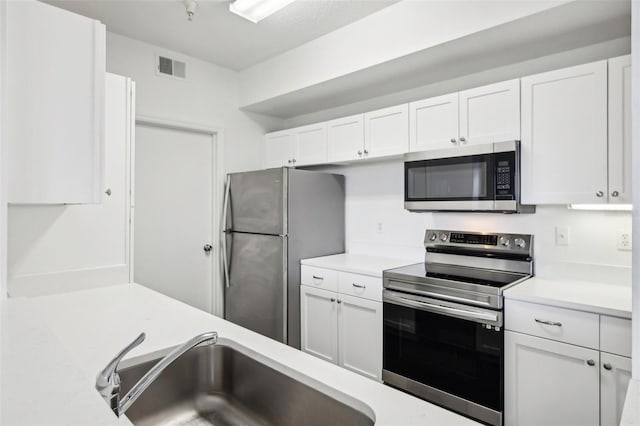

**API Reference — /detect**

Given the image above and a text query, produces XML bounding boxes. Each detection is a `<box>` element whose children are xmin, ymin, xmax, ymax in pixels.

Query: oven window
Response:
<box><xmin>405</xmin><ymin>154</ymin><xmax>494</xmax><ymax>201</ymax></box>
<box><xmin>383</xmin><ymin>301</ymin><xmax>503</xmax><ymax>411</ymax></box>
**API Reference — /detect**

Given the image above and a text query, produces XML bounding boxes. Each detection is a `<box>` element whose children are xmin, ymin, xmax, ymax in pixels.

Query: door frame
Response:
<box><xmin>134</xmin><ymin>114</ymin><xmax>224</xmax><ymax>316</ymax></box>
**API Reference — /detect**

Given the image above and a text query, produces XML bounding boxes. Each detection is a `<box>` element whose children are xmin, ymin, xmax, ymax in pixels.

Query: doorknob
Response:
<box><xmin>203</xmin><ymin>244</ymin><xmax>213</xmax><ymax>253</ymax></box>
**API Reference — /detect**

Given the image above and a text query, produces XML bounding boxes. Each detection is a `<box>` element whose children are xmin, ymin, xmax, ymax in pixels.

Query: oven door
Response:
<box><xmin>383</xmin><ymin>289</ymin><xmax>503</xmax><ymax>426</ymax></box>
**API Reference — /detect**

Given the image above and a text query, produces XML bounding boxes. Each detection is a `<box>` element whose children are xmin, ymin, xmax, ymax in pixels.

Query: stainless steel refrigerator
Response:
<box><xmin>222</xmin><ymin>167</ymin><xmax>345</xmax><ymax>349</ymax></box>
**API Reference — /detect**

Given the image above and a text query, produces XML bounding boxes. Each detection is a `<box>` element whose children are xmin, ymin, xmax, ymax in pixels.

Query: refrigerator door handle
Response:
<box><xmin>222</xmin><ymin>175</ymin><xmax>231</xmax><ymax>288</ymax></box>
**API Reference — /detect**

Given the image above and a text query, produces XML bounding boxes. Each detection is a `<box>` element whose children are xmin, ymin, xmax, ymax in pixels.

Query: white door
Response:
<box><xmin>364</xmin><ymin>104</ymin><xmax>409</xmax><ymax>159</ymax></box>
<box><xmin>608</xmin><ymin>55</ymin><xmax>632</xmax><ymax>204</ymax></box>
<box><xmin>505</xmin><ymin>331</ymin><xmax>600</xmax><ymax>426</ymax></box>
<box><xmin>264</xmin><ymin>131</ymin><xmax>293</xmax><ymax>168</ymax></box>
<box><xmin>134</xmin><ymin>124</ymin><xmax>214</xmax><ymax>312</ymax></box>
<box><xmin>294</xmin><ymin>123</ymin><xmax>327</xmax><ymax>166</ymax></box>
<box><xmin>327</xmin><ymin>114</ymin><xmax>364</xmax><ymax>162</ymax></box>
<box><xmin>409</xmin><ymin>93</ymin><xmax>459</xmax><ymax>152</ymax></box>
<box><xmin>300</xmin><ymin>285</ymin><xmax>338</xmax><ymax>363</ymax></box>
<box><xmin>459</xmin><ymin>79</ymin><xmax>520</xmax><ymax>145</ymax></box>
<box><xmin>337</xmin><ymin>294</ymin><xmax>382</xmax><ymax>381</ymax></box>
<box><xmin>600</xmin><ymin>352</ymin><xmax>632</xmax><ymax>426</ymax></box>
<box><xmin>521</xmin><ymin>61</ymin><xmax>608</xmax><ymax>204</ymax></box>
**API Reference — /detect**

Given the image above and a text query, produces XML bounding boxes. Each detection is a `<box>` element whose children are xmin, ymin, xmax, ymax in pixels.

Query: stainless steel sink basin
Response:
<box><xmin>118</xmin><ymin>343</ymin><xmax>375</xmax><ymax>426</ymax></box>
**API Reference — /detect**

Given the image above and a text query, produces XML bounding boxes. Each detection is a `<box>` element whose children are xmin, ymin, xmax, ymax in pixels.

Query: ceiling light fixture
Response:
<box><xmin>229</xmin><ymin>0</ymin><xmax>296</xmax><ymax>23</ymax></box>
<box><xmin>568</xmin><ymin>204</ymin><xmax>632</xmax><ymax>211</ymax></box>
<box><xmin>184</xmin><ymin>0</ymin><xmax>198</xmax><ymax>21</ymax></box>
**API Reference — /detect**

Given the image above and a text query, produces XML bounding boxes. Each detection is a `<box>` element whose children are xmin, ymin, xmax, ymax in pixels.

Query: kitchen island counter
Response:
<box><xmin>1</xmin><ymin>283</ymin><xmax>479</xmax><ymax>426</ymax></box>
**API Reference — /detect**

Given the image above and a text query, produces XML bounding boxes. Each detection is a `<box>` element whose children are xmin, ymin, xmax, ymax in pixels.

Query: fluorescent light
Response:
<box><xmin>568</xmin><ymin>204</ymin><xmax>632</xmax><ymax>211</ymax></box>
<box><xmin>229</xmin><ymin>0</ymin><xmax>296</xmax><ymax>23</ymax></box>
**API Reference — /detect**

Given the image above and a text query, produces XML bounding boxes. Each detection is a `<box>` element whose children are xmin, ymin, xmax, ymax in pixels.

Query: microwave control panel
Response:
<box><xmin>494</xmin><ymin>151</ymin><xmax>516</xmax><ymax>200</ymax></box>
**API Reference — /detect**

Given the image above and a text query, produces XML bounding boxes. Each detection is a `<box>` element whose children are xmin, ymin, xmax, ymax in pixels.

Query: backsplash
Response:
<box><xmin>312</xmin><ymin>160</ymin><xmax>632</xmax><ymax>285</ymax></box>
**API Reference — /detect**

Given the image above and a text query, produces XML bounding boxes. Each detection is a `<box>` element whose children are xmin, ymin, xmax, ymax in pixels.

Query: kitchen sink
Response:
<box><xmin>118</xmin><ymin>343</ymin><xmax>375</xmax><ymax>426</ymax></box>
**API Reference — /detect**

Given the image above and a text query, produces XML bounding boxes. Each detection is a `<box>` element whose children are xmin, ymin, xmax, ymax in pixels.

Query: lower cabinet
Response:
<box><xmin>300</xmin><ymin>284</ymin><xmax>382</xmax><ymax>381</ymax></box>
<box><xmin>505</xmin><ymin>331</ymin><xmax>600</xmax><ymax>426</ymax></box>
<box><xmin>600</xmin><ymin>352</ymin><xmax>632</xmax><ymax>426</ymax></box>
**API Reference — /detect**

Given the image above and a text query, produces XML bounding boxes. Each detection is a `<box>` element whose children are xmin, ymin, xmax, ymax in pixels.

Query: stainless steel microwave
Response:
<box><xmin>404</xmin><ymin>141</ymin><xmax>534</xmax><ymax>213</ymax></box>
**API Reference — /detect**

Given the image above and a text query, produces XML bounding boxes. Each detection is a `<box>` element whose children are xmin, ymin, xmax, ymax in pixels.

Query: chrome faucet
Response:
<box><xmin>96</xmin><ymin>331</ymin><xmax>218</xmax><ymax>417</ymax></box>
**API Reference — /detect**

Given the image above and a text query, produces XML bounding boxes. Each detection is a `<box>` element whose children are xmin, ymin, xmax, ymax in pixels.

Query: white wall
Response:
<box><xmin>105</xmin><ymin>32</ymin><xmax>282</xmax><ymax>174</ymax></box>
<box><xmin>631</xmin><ymin>0</ymin><xmax>639</xmax><ymax>379</ymax></box>
<box><xmin>312</xmin><ymin>160</ymin><xmax>632</xmax><ymax>285</ymax></box>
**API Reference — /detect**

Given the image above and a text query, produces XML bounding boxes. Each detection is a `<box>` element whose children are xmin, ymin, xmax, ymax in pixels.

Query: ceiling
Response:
<box><xmin>43</xmin><ymin>0</ymin><xmax>398</xmax><ymax>71</ymax></box>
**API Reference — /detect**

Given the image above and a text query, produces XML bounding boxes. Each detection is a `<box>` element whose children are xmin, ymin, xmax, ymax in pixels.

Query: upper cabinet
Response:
<box><xmin>363</xmin><ymin>104</ymin><xmax>409</xmax><ymax>159</ymax></box>
<box><xmin>7</xmin><ymin>0</ymin><xmax>106</xmax><ymax>204</ymax></box>
<box><xmin>409</xmin><ymin>79</ymin><xmax>520</xmax><ymax>152</ymax></box>
<box><xmin>521</xmin><ymin>61</ymin><xmax>609</xmax><ymax>205</ymax></box>
<box><xmin>264</xmin><ymin>122</ymin><xmax>327</xmax><ymax>168</ymax></box>
<box><xmin>327</xmin><ymin>114</ymin><xmax>365</xmax><ymax>162</ymax></box>
<box><xmin>608</xmin><ymin>55</ymin><xmax>632</xmax><ymax>204</ymax></box>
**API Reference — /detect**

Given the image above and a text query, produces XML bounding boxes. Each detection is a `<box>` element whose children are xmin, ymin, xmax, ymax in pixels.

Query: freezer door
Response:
<box><xmin>227</xmin><ymin>168</ymin><xmax>287</xmax><ymax>235</ymax></box>
<box><xmin>224</xmin><ymin>232</ymin><xmax>287</xmax><ymax>343</ymax></box>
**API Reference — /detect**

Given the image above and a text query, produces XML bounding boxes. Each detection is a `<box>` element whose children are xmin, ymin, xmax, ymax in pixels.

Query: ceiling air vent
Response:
<box><xmin>156</xmin><ymin>55</ymin><xmax>186</xmax><ymax>79</ymax></box>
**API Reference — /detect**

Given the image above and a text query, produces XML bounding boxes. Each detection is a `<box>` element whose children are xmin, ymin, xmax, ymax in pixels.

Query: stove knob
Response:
<box><xmin>514</xmin><ymin>238</ymin><xmax>526</xmax><ymax>248</ymax></box>
<box><xmin>428</xmin><ymin>233</ymin><xmax>437</xmax><ymax>241</ymax></box>
<box><xmin>500</xmin><ymin>236</ymin><xmax>511</xmax><ymax>247</ymax></box>
<box><xmin>439</xmin><ymin>233</ymin><xmax>448</xmax><ymax>242</ymax></box>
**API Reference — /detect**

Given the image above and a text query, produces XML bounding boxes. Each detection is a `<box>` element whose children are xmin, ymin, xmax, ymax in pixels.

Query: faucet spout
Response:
<box><xmin>96</xmin><ymin>331</ymin><xmax>218</xmax><ymax>417</ymax></box>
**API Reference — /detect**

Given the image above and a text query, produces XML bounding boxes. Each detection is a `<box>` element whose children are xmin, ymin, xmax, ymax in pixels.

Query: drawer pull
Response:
<box><xmin>312</xmin><ymin>275</ymin><xmax>324</xmax><ymax>280</ymax></box>
<box><xmin>352</xmin><ymin>283</ymin><xmax>366</xmax><ymax>289</ymax></box>
<box><xmin>535</xmin><ymin>318</ymin><xmax>562</xmax><ymax>327</ymax></box>
<box><xmin>330</xmin><ymin>298</ymin><xmax>336</xmax><ymax>302</ymax></box>
<box><xmin>586</xmin><ymin>359</ymin><xmax>596</xmax><ymax>366</ymax></box>
<box><xmin>603</xmin><ymin>363</ymin><xmax>612</xmax><ymax>371</ymax></box>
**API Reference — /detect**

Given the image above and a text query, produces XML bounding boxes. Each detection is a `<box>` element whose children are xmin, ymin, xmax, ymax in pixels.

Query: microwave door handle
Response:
<box><xmin>384</xmin><ymin>292</ymin><xmax>498</xmax><ymax>323</ymax></box>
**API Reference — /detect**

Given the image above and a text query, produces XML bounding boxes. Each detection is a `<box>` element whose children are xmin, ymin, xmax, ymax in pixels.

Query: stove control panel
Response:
<box><xmin>425</xmin><ymin>230</ymin><xmax>533</xmax><ymax>257</ymax></box>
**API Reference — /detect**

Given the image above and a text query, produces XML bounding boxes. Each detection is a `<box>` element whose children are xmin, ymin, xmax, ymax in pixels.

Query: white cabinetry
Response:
<box><xmin>521</xmin><ymin>61</ymin><xmax>608</xmax><ymax>204</ymax></box>
<box><xmin>264</xmin><ymin>122</ymin><xmax>327</xmax><ymax>168</ymax></box>
<box><xmin>409</xmin><ymin>79</ymin><xmax>519</xmax><ymax>152</ymax></box>
<box><xmin>300</xmin><ymin>266</ymin><xmax>382</xmax><ymax>381</ymax></box>
<box><xmin>607</xmin><ymin>55</ymin><xmax>632</xmax><ymax>204</ymax></box>
<box><xmin>327</xmin><ymin>114</ymin><xmax>365</xmax><ymax>162</ymax></box>
<box><xmin>505</xmin><ymin>299</ymin><xmax>632</xmax><ymax>426</ymax></box>
<box><xmin>7</xmin><ymin>0</ymin><xmax>106</xmax><ymax>204</ymax></box>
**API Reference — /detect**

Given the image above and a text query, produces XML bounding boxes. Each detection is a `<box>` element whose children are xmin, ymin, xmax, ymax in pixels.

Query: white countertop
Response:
<box><xmin>301</xmin><ymin>253</ymin><xmax>414</xmax><ymax>277</ymax></box>
<box><xmin>503</xmin><ymin>277</ymin><xmax>632</xmax><ymax>318</ymax></box>
<box><xmin>1</xmin><ymin>284</ymin><xmax>479</xmax><ymax>426</ymax></box>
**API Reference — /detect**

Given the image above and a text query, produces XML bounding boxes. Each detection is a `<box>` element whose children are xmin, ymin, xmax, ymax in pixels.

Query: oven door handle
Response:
<box><xmin>385</xmin><ymin>282</ymin><xmax>492</xmax><ymax>307</ymax></box>
<box><xmin>384</xmin><ymin>291</ymin><xmax>499</xmax><ymax>323</ymax></box>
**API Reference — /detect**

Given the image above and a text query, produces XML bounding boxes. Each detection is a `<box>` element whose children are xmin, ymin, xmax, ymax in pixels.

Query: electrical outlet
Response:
<box><xmin>555</xmin><ymin>226</ymin><xmax>570</xmax><ymax>246</ymax></box>
<box><xmin>618</xmin><ymin>232</ymin><xmax>632</xmax><ymax>251</ymax></box>
<box><xmin>377</xmin><ymin>222</ymin><xmax>384</xmax><ymax>234</ymax></box>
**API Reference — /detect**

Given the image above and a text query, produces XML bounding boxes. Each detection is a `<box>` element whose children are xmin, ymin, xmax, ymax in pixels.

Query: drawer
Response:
<box><xmin>600</xmin><ymin>316</ymin><xmax>632</xmax><ymax>357</ymax></box>
<box><xmin>505</xmin><ymin>300</ymin><xmax>599</xmax><ymax>349</ymax></box>
<box><xmin>338</xmin><ymin>272</ymin><xmax>382</xmax><ymax>302</ymax></box>
<box><xmin>301</xmin><ymin>266</ymin><xmax>338</xmax><ymax>292</ymax></box>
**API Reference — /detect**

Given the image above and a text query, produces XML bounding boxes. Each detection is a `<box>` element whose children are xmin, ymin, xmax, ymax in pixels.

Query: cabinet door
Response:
<box><xmin>327</xmin><ymin>114</ymin><xmax>365</xmax><ymax>162</ymax></box>
<box><xmin>293</xmin><ymin>123</ymin><xmax>327</xmax><ymax>167</ymax></box>
<box><xmin>364</xmin><ymin>104</ymin><xmax>408</xmax><ymax>159</ymax></box>
<box><xmin>337</xmin><ymin>294</ymin><xmax>382</xmax><ymax>381</ymax></box>
<box><xmin>505</xmin><ymin>331</ymin><xmax>599</xmax><ymax>426</ymax></box>
<box><xmin>600</xmin><ymin>352</ymin><xmax>632</xmax><ymax>426</ymax></box>
<box><xmin>264</xmin><ymin>131</ymin><xmax>294</xmax><ymax>168</ymax></box>
<box><xmin>300</xmin><ymin>285</ymin><xmax>338</xmax><ymax>364</ymax></box>
<box><xmin>521</xmin><ymin>61</ymin><xmax>608</xmax><ymax>204</ymax></box>
<box><xmin>7</xmin><ymin>0</ymin><xmax>106</xmax><ymax>204</ymax></box>
<box><xmin>409</xmin><ymin>93</ymin><xmax>459</xmax><ymax>152</ymax></box>
<box><xmin>459</xmin><ymin>79</ymin><xmax>520</xmax><ymax>145</ymax></box>
<box><xmin>608</xmin><ymin>55</ymin><xmax>632</xmax><ymax>204</ymax></box>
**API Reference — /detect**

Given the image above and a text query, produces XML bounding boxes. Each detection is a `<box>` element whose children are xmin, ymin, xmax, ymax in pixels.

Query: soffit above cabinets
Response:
<box><xmin>41</xmin><ymin>0</ymin><xmax>398</xmax><ymax>71</ymax></box>
<box><xmin>239</xmin><ymin>0</ymin><xmax>631</xmax><ymax>119</ymax></box>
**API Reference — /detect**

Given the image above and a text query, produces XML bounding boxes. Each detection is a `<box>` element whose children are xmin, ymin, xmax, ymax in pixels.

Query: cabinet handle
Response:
<box><xmin>603</xmin><ymin>363</ymin><xmax>612</xmax><ymax>370</ymax></box>
<box><xmin>352</xmin><ymin>283</ymin><xmax>366</xmax><ymax>289</ymax></box>
<box><xmin>292</xmin><ymin>158</ymin><xmax>296</xmax><ymax>163</ymax></box>
<box><xmin>611</xmin><ymin>191</ymin><xmax>619</xmax><ymax>197</ymax></box>
<box><xmin>330</xmin><ymin>298</ymin><xmax>336</xmax><ymax>302</ymax></box>
<box><xmin>586</xmin><ymin>359</ymin><xmax>596</xmax><ymax>366</ymax></box>
<box><xmin>450</xmin><ymin>138</ymin><xmax>457</xmax><ymax>144</ymax></box>
<box><xmin>459</xmin><ymin>137</ymin><xmax>466</xmax><ymax>143</ymax></box>
<box><xmin>357</xmin><ymin>150</ymin><xmax>363</xmax><ymax>156</ymax></box>
<box><xmin>534</xmin><ymin>318</ymin><xmax>562</xmax><ymax>327</ymax></box>
<box><xmin>312</xmin><ymin>275</ymin><xmax>324</xmax><ymax>280</ymax></box>
<box><xmin>337</xmin><ymin>300</ymin><xmax>342</xmax><ymax>304</ymax></box>
<box><xmin>287</xmin><ymin>159</ymin><xmax>292</xmax><ymax>164</ymax></box>
<box><xmin>364</xmin><ymin>149</ymin><xmax>369</xmax><ymax>155</ymax></box>
<box><xmin>596</xmin><ymin>191</ymin><xmax>604</xmax><ymax>197</ymax></box>
<box><xmin>105</xmin><ymin>188</ymin><xmax>112</xmax><ymax>196</ymax></box>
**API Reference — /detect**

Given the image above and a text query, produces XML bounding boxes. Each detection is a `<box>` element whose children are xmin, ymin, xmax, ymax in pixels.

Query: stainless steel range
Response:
<box><xmin>382</xmin><ymin>229</ymin><xmax>534</xmax><ymax>426</ymax></box>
